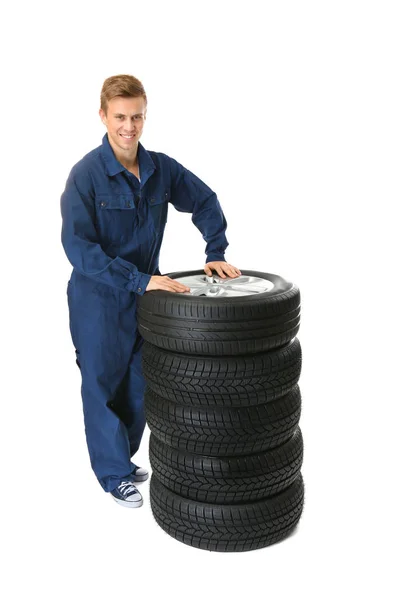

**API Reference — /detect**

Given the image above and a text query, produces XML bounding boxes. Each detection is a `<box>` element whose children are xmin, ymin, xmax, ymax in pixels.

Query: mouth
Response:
<box><xmin>120</xmin><ymin>134</ymin><xmax>136</xmax><ymax>139</ymax></box>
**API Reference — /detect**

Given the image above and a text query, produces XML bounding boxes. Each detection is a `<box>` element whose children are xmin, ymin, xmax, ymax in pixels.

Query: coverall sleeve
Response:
<box><xmin>60</xmin><ymin>166</ymin><xmax>152</xmax><ymax>295</ymax></box>
<box><xmin>168</xmin><ymin>156</ymin><xmax>229</xmax><ymax>263</ymax></box>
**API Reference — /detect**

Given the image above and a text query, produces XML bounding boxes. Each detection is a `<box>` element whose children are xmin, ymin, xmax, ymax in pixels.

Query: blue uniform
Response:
<box><xmin>60</xmin><ymin>133</ymin><xmax>229</xmax><ymax>492</ymax></box>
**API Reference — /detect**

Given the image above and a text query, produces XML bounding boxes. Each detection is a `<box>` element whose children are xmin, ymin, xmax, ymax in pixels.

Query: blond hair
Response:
<box><xmin>100</xmin><ymin>74</ymin><xmax>147</xmax><ymax>115</ymax></box>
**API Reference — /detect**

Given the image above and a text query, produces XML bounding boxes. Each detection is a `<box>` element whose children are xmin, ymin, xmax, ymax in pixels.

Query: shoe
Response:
<box><xmin>133</xmin><ymin>465</ymin><xmax>149</xmax><ymax>482</ymax></box>
<box><xmin>111</xmin><ymin>481</ymin><xmax>143</xmax><ymax>508</ymax></box>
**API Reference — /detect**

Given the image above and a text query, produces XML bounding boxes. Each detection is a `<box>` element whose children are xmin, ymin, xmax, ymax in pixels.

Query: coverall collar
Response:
<box><xmin>101</xmin><ymin>132</ymin><xmax>156</xmax><ymax>185</ymax></box>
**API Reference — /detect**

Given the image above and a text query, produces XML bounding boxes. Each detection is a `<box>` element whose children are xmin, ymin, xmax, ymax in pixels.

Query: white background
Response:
<box><xmin>1</xmin><ymin>1</ymin><xmax>406</xmax><ymax>598</ymax></box>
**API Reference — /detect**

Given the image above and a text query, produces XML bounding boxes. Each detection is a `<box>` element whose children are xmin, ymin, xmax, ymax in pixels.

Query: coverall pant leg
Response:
<box><xmin>109</xmin><ymin>332</ymin><xmax>146</xmax><ymax>460</ymax></box>
<box><xmin>67</xmin><ymin>272</ymin><xmax>147</xmax><ymax>493</ymax></box>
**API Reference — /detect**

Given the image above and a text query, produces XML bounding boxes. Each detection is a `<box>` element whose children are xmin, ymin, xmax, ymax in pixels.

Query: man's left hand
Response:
<box><xmin>204</xmin><ymin>261</ymin><xmax>242</xmax><ymax>279</ymax></box>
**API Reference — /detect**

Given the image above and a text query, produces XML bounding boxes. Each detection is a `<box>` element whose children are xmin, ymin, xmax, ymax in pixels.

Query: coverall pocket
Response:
<box><xmin>96</xmin><ymin>193</ymin><xmax>137</xmax><ymax>245</ymax></box>
<box><xmin>148</xmin><ymin>190</ymin><xmax>169</xmax><ymax>234</ymax></box>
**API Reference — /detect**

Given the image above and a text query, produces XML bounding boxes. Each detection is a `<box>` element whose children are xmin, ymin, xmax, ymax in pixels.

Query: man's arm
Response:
<box><xmin>168</xmin><ymin>156</ymin><xmax>229</xmax><ymax>263</ymax></box>
<box><xmin>60</xmin><ymin>166</ymin><xmax>151</xmax><ymax>295</ymax></box>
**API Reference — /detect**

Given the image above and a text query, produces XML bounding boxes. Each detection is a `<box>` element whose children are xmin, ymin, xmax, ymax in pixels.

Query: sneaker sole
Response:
<box><xmin>112</xmin><ymin>496</ymin><xmax>143</xmax><ymax>508</ymax></box>
<box><xmin>134</xmin><ymin>473</ymin><xmax>149</xmax><ymax>482</ymax></box>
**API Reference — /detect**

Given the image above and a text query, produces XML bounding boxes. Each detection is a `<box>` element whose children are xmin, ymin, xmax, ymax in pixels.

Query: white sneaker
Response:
<box><xmin>133</xmin><ymin>465</ymin><xmax>149</xmax><ymax>482</ymax></box>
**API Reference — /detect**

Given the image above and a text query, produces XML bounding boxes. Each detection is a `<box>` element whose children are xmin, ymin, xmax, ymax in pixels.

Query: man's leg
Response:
<box><xmin>78</xmin><ymin>354</ymin><xmax>138</xmax><ymax>492</ymax></box>
<box><xmin>67</xmin><ymin>273</ymin><xmax>139</xmax><ymax>493</ymax></box>
<box><xmin>112</xmin><ymin>332</ymin><xmax>147</xmax><ymax>462</ymax></box>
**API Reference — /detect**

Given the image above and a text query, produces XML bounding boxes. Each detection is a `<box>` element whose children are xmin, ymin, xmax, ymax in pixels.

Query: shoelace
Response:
<box><xmin>117</xmin><ymin>481</ymin><xmax>138</xmax><ymax>497</ymax></box>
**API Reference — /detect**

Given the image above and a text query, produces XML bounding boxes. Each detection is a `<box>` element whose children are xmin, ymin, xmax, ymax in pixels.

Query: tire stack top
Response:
<box><xmin>138</xmin><ymin>269</ymin><xmax>304</xmax><ymax>552</ymax></box>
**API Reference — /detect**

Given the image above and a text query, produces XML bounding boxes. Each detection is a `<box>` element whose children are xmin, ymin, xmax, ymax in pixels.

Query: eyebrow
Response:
<box><xmin>113</xmin><ymin>112</ymin><xmax>144</xmax><ymax>117</ymax></box>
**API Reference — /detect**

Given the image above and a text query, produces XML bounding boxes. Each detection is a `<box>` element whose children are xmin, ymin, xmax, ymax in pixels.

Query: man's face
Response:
<box><xmin>99</xmin><ymin>96</ymin><xmax>147</xmax><ymax>155</ymax></box>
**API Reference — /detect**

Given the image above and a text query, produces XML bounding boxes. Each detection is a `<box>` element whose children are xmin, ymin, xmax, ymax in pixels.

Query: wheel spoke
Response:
<box><xmin>174</xmin><ymin>274</ymin><xmax>275</xmax><ymax>297</ymax></box>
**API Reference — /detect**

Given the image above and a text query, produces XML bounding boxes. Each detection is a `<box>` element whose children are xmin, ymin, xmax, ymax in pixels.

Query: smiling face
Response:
<box><xmin>99</xmin><ymin>96</ymin><xmax>147</xmax><ymax>159</ymax></box>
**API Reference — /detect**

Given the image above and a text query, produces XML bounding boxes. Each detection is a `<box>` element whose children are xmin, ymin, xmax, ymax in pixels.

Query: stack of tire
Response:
<box><xmin>137</xmin><ymin>269</ymin><xmax>304</xmax><ymax>552</ymax></box>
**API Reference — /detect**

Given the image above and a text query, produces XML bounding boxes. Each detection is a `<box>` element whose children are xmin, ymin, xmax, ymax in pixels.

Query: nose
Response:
<box><xmin>122</xmin><ymin>117</ymin><xmax>139</xmax><ymax>131</ymax></box>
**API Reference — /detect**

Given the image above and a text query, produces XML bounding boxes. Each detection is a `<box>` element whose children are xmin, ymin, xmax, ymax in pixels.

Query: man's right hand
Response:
<box><xmin>146</xmin><ymin>275</ymin><xmax>190</xmax><ymax>293</ymax></box>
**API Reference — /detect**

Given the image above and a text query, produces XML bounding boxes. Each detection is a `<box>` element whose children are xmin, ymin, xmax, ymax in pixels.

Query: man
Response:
<box><xmin>60</xmin><ymin>74</ymin><xmax>241</xmax><ymax>508</ymax></box>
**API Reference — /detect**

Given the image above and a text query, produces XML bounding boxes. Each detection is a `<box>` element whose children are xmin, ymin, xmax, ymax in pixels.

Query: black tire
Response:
<box><xmin>142</xmin><ymin>337</ymin><xmax>302</xmax><ymax>407</ymax></box>
<box><xmin>144</xmin><ymin>385</ymin><xmax>301</xmax><ymax>456</ymax></box>
<box><xmin>137</xmin><ymin>270</ymin><xmax>300</xmax><ymax>355</ymax></box>
<box><xmin>149</xmin><ymin>471</ymin><xmax>304</xmax><ymax>552</ymax></box>
<box><xmin>149</xmin><ymin>428</ymin><xmax>303</xmax><ymax>503</ymax></box>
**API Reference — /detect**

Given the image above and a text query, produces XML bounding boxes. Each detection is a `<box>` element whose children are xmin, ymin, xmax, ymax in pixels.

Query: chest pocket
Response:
<box><xmin>148</xmin><ymin>189</ymin><xmax>169</xmax><ymax>235</ymax></box>
<box><xmin>96</xmin><ymin>193</ymin><xmax>137</xmax><ymax>246</ymax></box>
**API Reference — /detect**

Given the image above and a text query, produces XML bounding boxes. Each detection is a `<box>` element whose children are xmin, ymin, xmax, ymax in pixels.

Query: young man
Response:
<box><xmin>60</xmin><ymin>74</ymin><xmax>241</xmax><ymax>508</ymax></box>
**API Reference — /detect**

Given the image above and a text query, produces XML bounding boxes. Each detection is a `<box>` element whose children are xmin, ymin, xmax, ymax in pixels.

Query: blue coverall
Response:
<box><xmin>60</xmin><ymin>133</ymin><xmax>229</xmax><ymax>492</ymax></box>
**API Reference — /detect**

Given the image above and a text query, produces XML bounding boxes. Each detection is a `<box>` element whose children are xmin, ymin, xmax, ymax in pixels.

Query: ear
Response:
<box><xmin>99</xmin><ymin>108</ymin><xmax>106</xmax><ymax>124</ymax></box>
